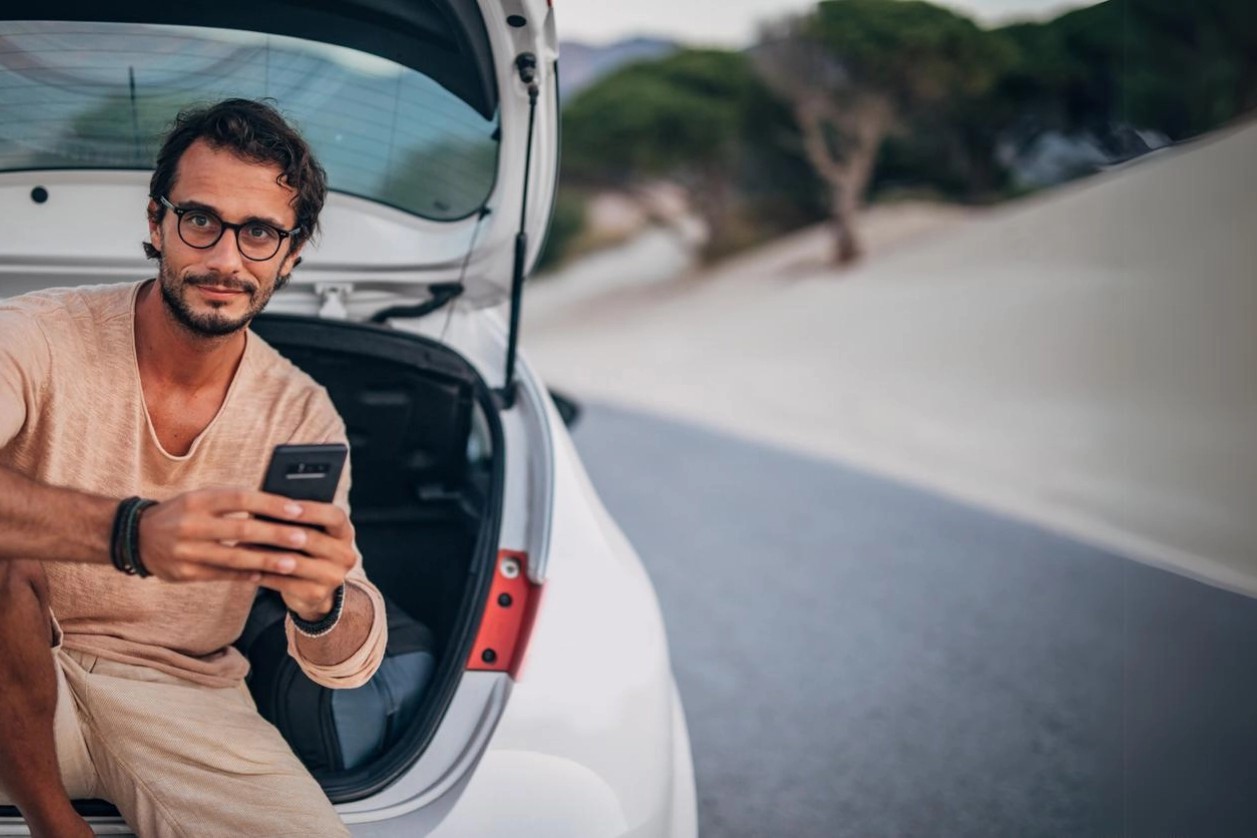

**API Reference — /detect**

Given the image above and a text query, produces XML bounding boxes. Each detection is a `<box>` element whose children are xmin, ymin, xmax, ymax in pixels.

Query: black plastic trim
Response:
<box><xmin>497</xmin><ymin>53</ymin><xmax>542</xmax><ymax>406</ymax></box>
<box><xmin>369</xmin><ymin>282</ymin><xmax>465</xmax><ymax>323</ymax></box>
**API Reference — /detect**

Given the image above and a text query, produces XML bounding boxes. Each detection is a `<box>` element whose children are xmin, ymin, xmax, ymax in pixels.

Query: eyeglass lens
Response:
<box><xmin>178</xmin><ymin>209</ymin><xmax>283</xmax><ymax>261</ymax></box>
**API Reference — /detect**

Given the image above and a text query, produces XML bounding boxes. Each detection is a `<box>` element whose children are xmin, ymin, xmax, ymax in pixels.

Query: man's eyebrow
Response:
<box><xmin>173</xmin><ymin>198</ymin><xmax>290</xmax><ymax>231</ymax></box>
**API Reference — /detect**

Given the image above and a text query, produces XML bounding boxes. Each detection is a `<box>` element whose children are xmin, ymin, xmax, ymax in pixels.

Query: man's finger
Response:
<box><xmin>281</xmin><ymin>500</ymin><xmax>351</xmax><ymax>539</ymax></box>
<box><xmin>179</xmin><ymin>514</ymin><xmax>313</xmax><ymax>552</ymax></box>
<box><xmin>193</xmin><ymin>488</ymin><xmax>308</xmax><ymax>521</ymax></box>
<box><xmin>287</xmin><ymin>527</ymin><xmax>355</xmax><ymax>569</ymax></box>
<box><xmin>176</xmin><ymin>542</ymin><xmax>311</xmax><ymax>576</ymax></box>
<box><xmin>253</xmin><ymin>552</ymin><xmax>345</xmax><ymax>587</ymax></box>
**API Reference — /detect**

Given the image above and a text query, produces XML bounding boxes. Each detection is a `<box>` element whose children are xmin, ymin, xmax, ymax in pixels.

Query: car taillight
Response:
<box><xmin>466</xmin><ymin>549</ymin><xmax>543</xmax><ymax>679</ymax></box>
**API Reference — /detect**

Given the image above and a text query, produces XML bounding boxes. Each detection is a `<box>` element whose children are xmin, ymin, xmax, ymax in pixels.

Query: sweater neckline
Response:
<box><xmin>126</xmin><ymin>279</ymin><xmax>251</xmax><ymax>462</ymax></box>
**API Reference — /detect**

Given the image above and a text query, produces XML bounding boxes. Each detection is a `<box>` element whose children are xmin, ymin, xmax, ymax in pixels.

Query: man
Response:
<box><xmin>0</xmin><ymin>99</ymin><xmax>387</xmax><ymax>837</ymax></box>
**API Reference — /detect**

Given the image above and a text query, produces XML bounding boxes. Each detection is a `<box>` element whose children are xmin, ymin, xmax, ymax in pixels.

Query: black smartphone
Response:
<box><xmin>254</xmin><ymin>444</ymin><xmax>348</xmax><ymax>541</ymax></box>
<box><xmin>260</xmin><ymin>443</ymin><xmax>348</xmax><ymax>503</ymax></box>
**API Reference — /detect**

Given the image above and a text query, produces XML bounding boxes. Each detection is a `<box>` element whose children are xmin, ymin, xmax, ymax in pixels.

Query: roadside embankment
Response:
<box><xmin>522</xmin><ymin>122</ymin><xmax>1257</xmax><ymax>595</ymax></box>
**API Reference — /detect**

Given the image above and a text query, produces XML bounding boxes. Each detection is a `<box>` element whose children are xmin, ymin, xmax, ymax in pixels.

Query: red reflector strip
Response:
<box><xmin>467</xmin><ymin>550</ymin><xmax>542</xmax><ymax>678</ymax></box>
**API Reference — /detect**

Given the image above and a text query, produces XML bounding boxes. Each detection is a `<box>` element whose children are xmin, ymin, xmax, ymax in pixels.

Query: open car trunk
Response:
<box><xmin>246</xmin><ymin>313</ymin><xmax>504</xmax><ymax>802</ymax></box>
<box><xmin>0</xmin><ymin>312</ymin><xmax>505</xmax><ymax>823</ymax></box>
<box><xmin>0</xmin><ymin>0</ymin><xmax>556</xmax><ymax>822</ymax></box>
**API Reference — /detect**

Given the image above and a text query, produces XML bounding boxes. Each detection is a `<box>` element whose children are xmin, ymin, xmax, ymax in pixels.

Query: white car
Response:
<box><xmin>0</xmin><ymin>1</ymin><xmax>697</xmax><ymax>836</ymax></box>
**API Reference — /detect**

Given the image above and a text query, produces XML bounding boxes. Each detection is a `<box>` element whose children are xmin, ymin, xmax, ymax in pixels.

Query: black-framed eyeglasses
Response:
<box><xmin>158</xmin><ymin>196</ymin><xmax>301</xmax><ymax>262</ymax></box>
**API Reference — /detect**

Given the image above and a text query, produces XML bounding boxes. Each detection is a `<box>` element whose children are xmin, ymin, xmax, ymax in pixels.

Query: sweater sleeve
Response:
<box><xmin>282</xmin><ymin>388</ymin><xmax>388</xmax><ymax>689</ymax></box>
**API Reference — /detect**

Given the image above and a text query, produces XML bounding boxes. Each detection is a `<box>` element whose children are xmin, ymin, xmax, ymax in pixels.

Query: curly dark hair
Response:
<box><xmin>144</xmin><ymin>98</ymin><xmax>327</xmax><ymax>261</ymax></box>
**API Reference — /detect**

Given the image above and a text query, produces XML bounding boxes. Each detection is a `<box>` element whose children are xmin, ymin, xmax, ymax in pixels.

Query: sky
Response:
<box><xmin>557</xmin><ymin>0</ymin><xmax>1101</xmax><ymax>47</ymax></box>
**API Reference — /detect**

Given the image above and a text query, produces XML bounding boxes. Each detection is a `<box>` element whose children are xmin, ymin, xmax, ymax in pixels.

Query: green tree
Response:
<box><xmin>562</xmin><ymin>48</ymin><xmax>822</xmax><ymax>259</ymax></box>
<box><xmin>995</xmin><ymin>0</ymin><xmax>1257</xmax><ymax>141</ymax></box>
<box><xmin>755</xmin><ymin>0</ymin><xmax>1014</xmax><ymax>263</ymax></box>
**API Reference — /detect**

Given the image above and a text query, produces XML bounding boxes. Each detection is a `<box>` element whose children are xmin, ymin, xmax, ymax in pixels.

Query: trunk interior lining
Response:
<box><xmin>249</xmin><ymin>314</ymin><xmax>501</xmax><ymax>802</ymax></box>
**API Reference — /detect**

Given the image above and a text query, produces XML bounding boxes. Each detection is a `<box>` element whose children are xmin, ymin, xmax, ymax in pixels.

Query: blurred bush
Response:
<box><xmin>559</xmin><ymin>48</ymin><xmax>825</xmax><ymax>263</ymax></box>
<box><xmin>997</xmin><ymin>0</ymin><xmax>1257</xmax><ymax>141</ymax></box>
<box><xmin>549</xmin><ymin>0</ymin><xmax>1256</xmax><ymax>268</ymax></box>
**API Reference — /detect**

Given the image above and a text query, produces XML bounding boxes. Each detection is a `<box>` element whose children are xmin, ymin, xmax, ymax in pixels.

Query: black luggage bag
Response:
<box><xmin>236</xmin><ymin>590</ymin><xmax>437</xmax><ymax>774</ymax></box>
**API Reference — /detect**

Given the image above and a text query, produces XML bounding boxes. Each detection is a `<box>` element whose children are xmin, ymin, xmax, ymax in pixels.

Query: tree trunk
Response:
<box><xmin>690</xmin><ymin>166</ymin><xmax>736</xmax><ymax>261</ymax></box>
<box><xmin>838</xmin><ymin>110</ymin><xmax>887</xmax><ymax>263</ymax></box>
<box><xmin>830</xmin><ymin>183</ymin><xmax>862</xmax><ymax>264</ymax></box>
<box><xmin>791</xmin><ymin>94</ymin><xmax>892</xmax><ymax>267</ymax></box>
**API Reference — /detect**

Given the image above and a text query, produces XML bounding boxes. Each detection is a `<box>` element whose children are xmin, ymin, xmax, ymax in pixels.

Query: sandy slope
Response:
<box><xmin>521</xmin><ymin>122</ymin><xmax>1257</xmax><ymax>596</ymax></box>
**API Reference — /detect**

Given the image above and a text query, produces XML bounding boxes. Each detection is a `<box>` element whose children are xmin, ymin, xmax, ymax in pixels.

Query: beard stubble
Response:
<box><xmin>157</xmin><ymin>262</ymin><xmax>287</xmax><ymax>338</ymax></box>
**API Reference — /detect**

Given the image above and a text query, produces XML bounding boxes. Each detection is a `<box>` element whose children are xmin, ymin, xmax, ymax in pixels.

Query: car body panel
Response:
<box><xmin>347</xmin><ymin>381</ymin><xmax>696</xmax><ymax>835</ymax></box>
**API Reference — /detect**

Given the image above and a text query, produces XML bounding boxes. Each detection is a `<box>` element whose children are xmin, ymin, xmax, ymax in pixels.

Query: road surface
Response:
<box><xmin>571</xmin><ymin>401</ymin><xmax>1257</xmax><ymax>837</ymax></box>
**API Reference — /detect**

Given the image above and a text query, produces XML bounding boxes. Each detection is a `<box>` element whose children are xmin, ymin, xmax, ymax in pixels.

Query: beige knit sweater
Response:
<box><xmin>0</xmin><ymin>281</ymin><xmax>387</xmax><ymax>688</ymax></box>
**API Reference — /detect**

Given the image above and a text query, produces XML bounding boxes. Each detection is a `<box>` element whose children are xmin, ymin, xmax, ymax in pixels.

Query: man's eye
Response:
<box><xmin>185</xmin><ymin>211</ymin><xmax>215</xmax><ymax>229</ymax></box>
<box><xmin>244</xmin><ymin>224</ymin><xmax>278</xmax><ymax>241</ymax></box>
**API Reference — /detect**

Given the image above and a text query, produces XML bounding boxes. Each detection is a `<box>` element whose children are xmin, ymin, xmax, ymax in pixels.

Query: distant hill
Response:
<box><xmin>558</xmin><ymin>37</ymin><xmax>678</xmax><ymax>101</ymax></box>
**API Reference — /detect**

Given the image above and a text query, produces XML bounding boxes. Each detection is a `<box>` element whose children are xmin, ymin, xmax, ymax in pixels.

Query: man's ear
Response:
<box><xmin>280</xmin><ymin>241</ymin><xmax>305</xmax><ymax>277</ymax></box>
<box><xmin>147</xmin><ymin>198</ymin><xmax>164</xmax><ymax>253</ymax></box>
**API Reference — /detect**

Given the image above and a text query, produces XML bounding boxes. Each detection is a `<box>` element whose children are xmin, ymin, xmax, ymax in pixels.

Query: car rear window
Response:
<box><xmin>0</xmin><ymin>21</ymin><xmax>499</xmax><ymax>221</ymax></box>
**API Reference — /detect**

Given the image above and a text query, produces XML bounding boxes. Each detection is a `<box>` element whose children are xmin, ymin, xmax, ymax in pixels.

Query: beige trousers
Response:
<box><xmin>0</xmin><ymin>631</ymin><xmax>350</xmax><ymax>837</ymax></box>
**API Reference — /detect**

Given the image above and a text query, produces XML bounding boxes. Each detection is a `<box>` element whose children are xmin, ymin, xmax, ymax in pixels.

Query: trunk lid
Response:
<box><xmin>0</xmin><ymin>0</ymin><xmax>559</xmax><ymax>309</ymax></box>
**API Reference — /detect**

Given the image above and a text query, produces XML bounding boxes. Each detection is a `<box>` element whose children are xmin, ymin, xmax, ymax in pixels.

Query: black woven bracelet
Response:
<box><xmin>289</xmin><ymin>583</ymin><xmax>346</xmax><ymax>638</ymax></box>
<box><xmin>110</xmin><ymin>497</ymin><xmax>143</xmax><ymax>575</ymax></box>
<box><xmin>110</xmin><ymin>497</ymin><xmax>157</xmax><ymax>578</ymax></box>
<box><xmin>117</xmin><ymin>498</ymin><xmax>143</xmax><ymax>576</ymax></box>
<box><xmin>124</xmin><ymin>499</ymin><xmax>158</xmax><ymax>578</ymax></box>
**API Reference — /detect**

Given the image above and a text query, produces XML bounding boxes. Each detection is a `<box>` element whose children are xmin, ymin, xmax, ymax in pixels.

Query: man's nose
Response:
<box><xmin>201</xmin><ymin>228</ymin><xmax>247</xmax><ymax>274</ymax></box>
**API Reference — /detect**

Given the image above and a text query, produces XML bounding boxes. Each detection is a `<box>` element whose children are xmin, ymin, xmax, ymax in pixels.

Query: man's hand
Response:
<box><xmin>137</xmin><ymin>490</ymin><xmax>355</xmax><ymax>618</ymax></box>
<box><xmin>251</xmin><ymin>500</ymin><xmax>356</xmax><ymax>621</ymax></box>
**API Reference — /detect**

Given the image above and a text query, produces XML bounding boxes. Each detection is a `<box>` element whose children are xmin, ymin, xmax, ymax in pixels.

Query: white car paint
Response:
<box><xmin>328</xmin><ymin>309</ymin><xmax>697</xmax><ymax>836</ymax></box>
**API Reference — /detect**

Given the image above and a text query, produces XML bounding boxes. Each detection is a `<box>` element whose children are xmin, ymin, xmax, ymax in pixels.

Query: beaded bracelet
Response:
<box><xmin>289</xmin><ymin>583</ymin><xmax>346</xmax><ymax>638</ymax></box>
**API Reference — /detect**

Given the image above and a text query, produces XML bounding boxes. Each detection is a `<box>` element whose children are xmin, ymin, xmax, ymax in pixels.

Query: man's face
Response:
<box><xmin>147</xmin><ymin>139</ymin><xmax>304</xmax><ymax>338</ymax></box>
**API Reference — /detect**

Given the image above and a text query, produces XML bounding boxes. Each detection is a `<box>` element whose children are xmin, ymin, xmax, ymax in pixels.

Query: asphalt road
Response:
<box><xmin>570</xmin><ymin>401</ymin><xmax>1257</xmax><ymax>838</ymax></box>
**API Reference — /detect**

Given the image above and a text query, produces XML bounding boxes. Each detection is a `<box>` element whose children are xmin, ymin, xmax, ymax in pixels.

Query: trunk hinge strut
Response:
<box><xmin>497</xmin><ymin>52</ymin><xmax>540</xmax><ymax>409</ymax></box>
